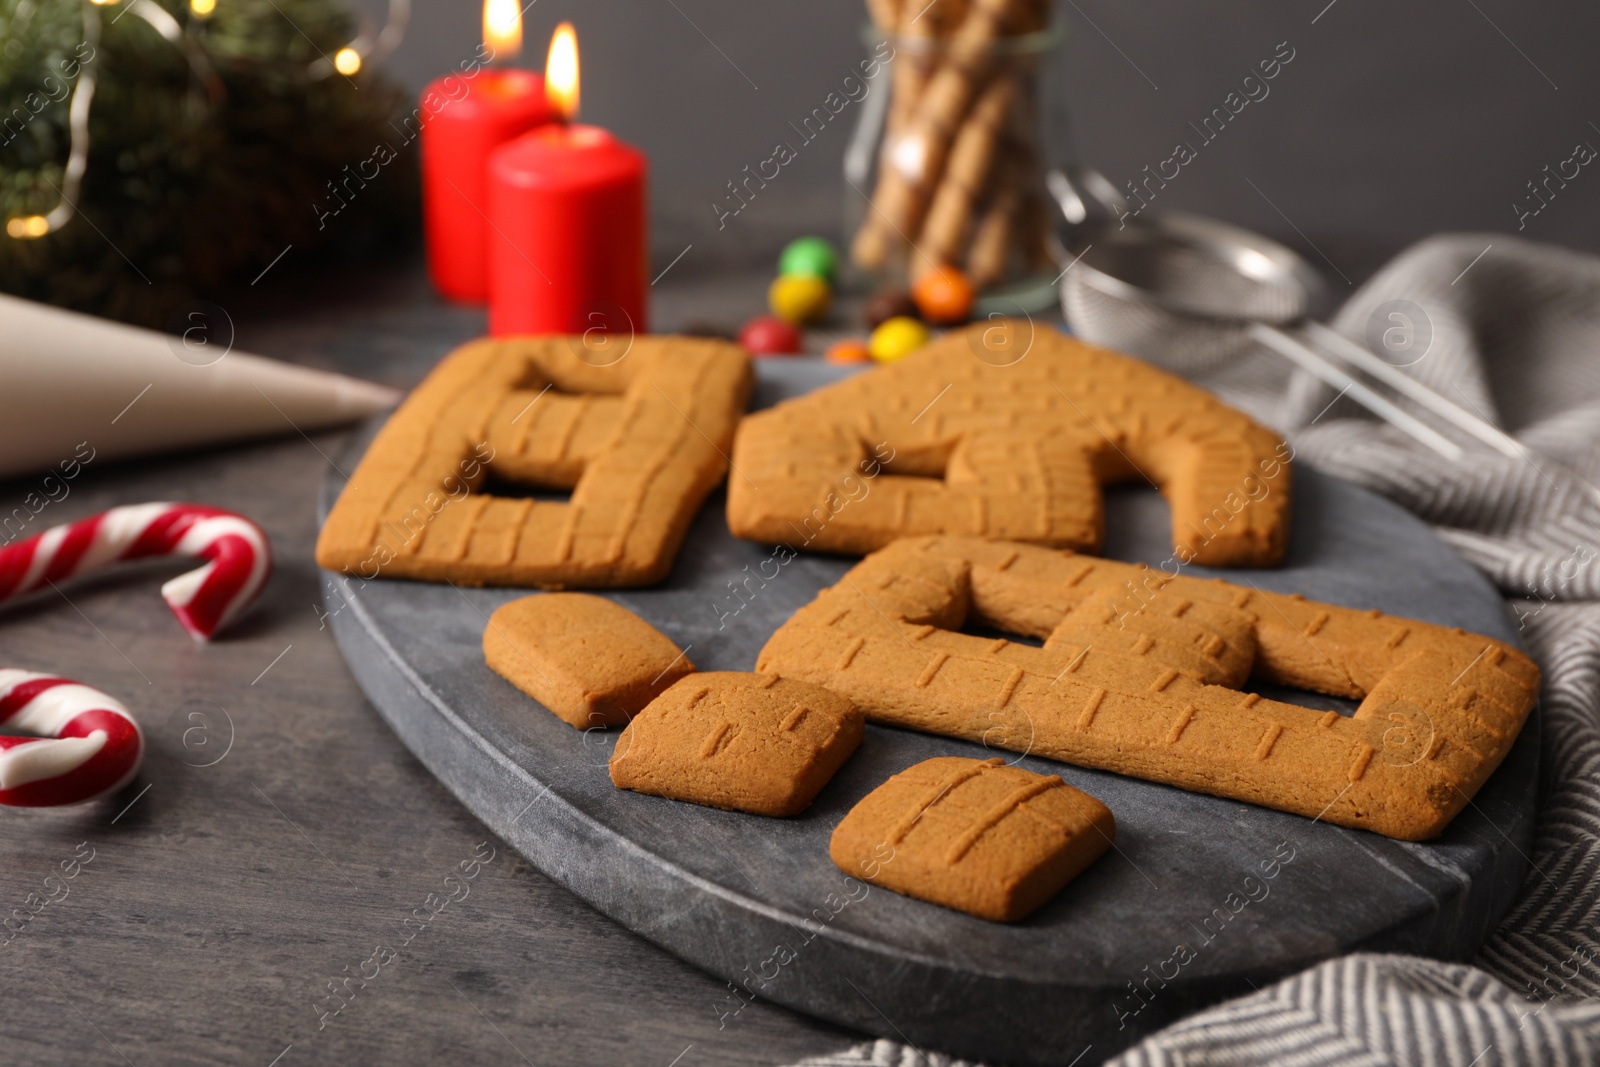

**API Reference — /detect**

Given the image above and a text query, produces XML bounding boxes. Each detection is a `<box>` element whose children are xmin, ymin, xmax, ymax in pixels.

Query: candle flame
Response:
<box><xmin>483</xmin><ymin>0</ymin><xmax>522</xmax><ymax>59</ymax></box>
<box><xmin>546</xmin><ymin>22</ymin><xmax>579</xmax><ymax>121</ymax></box>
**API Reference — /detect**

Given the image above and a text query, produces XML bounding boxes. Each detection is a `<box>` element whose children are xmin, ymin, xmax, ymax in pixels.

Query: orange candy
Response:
<box><xmin>825</xmin><ymin>339</ymin><xmax>873</xmax><ymax>365</ymax></box>
<box><xmin>911</xmin><ymin>265</ymin><xmax>975</xmax><ymax>326</ymax></box>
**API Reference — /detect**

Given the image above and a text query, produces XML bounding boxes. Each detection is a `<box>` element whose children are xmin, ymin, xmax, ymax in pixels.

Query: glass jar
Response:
<box><xmin>843</xmin><ymin>19</ymin><xmax>1072</xmax><ymax>308</ymax></box>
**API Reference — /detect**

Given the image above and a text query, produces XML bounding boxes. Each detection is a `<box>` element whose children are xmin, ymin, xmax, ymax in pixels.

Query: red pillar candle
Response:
<box><xmin>487</xmin><ymin>126</ymin><xmax>648</xmax><ymax>336</ymax></box>
<box><xmin>485</xmin><ymin>23</ymin><xmax>648</xmax><ymax>337</ymax></box>
<box><xmin>420</xmin><ymin>70</ymin><xmax>554</xmax><ymax>303</ymax></box>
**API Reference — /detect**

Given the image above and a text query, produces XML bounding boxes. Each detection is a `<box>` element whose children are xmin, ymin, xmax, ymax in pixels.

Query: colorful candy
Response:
<box><xmin>824</xmin><ymin>339</ymin><xmax>873</xmax><ymax>365</ymax></box>
<box><xmin>768</xmin><ymin>274</ymin><xmax>832</xmax><ymax>325</ymax></box>
<box><xmin>738</xmin><ymin>315</ymin><xmax>804</xmax><ymax>356</ymax></box>
<box><xmin>864</xmin><ymin>289</ymin><xmax>917</xmax><ymax>330</ymax></box>
<box><xmin>778</xmin><ymin>236</ymin><xmax>838</xmax><ymax>283</ymax></box>
<box><xmin>0</xmin><ymin>502</ymin><xmax>272</xmax><ymax>641</ymax></box>
<box><xmin>911</xmin><ymin>265</ymin><xmax>975</xmax><ymax>326</ymax></box>
<box><xmin>0</xmin><ymin>670</ymin><xmax>143</xmax><ymax>807</ymax></box>
<box><xmin>868</xmin><ymin>317</ymin><xmax>932</xmax><ymax>363</ymax></box>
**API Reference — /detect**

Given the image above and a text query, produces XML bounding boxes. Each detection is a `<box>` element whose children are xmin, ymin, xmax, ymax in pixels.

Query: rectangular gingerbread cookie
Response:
<box><xmin>610</xmin><ymin>672</ymin><xmax>863</xmax><ymax>816</ymax></box>
<box><xmin>830</xmin><ymin>756</ymin><xmax>1115</xmax><ymax>921</ymax></box>
<box><xmin>484</xmin><ymin>593</ymin><xmax>694</xmax><ymax>728</ymax></box>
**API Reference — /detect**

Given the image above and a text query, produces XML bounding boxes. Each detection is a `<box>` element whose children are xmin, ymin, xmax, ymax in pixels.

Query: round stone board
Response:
<box><xmin>319</xmin><ymin>359</ymin><xmax>1537</xmax><ymax>1065</ymax></box>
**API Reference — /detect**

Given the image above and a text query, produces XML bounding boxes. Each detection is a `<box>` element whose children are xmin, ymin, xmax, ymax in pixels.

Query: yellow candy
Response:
<box><xmin>768</xmin><ymin>274</ymin><xmax>831</xmax><ymax>325</ymax></box>
<box><xmin>869</xmin><ymin>316</ymin><xmax>931</xmax><ymax>362</ymax></box>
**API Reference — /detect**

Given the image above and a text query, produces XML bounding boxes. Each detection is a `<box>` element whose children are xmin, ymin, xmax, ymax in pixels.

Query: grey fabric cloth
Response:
<box><xmin>782</xmin><ymin>234</ymin><xmax>1600</xmax><ymax>1065</ymax></box>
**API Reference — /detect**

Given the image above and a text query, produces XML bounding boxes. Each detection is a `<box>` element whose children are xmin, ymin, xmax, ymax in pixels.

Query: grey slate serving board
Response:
<box><xmin>319</xmin><ymin>360</ymin><xmax>1537</xmax><ymax>1065</ymax></box>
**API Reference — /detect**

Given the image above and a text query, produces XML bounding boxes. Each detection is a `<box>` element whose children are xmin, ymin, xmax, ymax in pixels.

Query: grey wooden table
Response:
<box><xmin>0</xmin><ymin>260</ymin><xmax>863</xmax><ymax>1067</ymax></box>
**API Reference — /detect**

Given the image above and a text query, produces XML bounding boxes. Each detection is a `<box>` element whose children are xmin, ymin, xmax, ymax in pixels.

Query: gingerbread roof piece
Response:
<box><xmin>610</xmin><ymin>672</ymin><xmax>863</xmax><ymax>817</ymax></box>
<box><xmin>830</xmin><ymin>756</ymin><xmax>1115</xmax><ymax>922</ymax></box>
<box><xmin>759</xmin><ymin>536</ymin><xmax>1541</xmax><ymax>840</ymax></box>
<box><xmin>317</xmin><ymin>335</ymin><xmax>752</xmax><ymax>588</ymax></box>
<box><xmin>727</xmin><ymin>323</ymin><xmax>1291</xmax><ymax>567</ymax></box>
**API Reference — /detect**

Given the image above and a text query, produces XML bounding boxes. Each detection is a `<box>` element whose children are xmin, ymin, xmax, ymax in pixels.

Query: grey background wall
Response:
<box><xmin>372</xmin><ymin>0</ymin><xmax>1600</xmax><ymax>280</ymax></box>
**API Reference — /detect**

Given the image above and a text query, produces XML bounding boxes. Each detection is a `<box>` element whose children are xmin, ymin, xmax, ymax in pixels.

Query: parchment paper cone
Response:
<box><xmin>0</xmin><ymin>293</ymin><xmax>400</xmax><ymax>479</ymax></box>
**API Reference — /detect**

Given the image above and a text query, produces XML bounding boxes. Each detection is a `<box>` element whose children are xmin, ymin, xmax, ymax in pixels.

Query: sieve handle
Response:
<box><xmin>1303</xmin><ymin>321</ymin><xmax>1527</xmax><ymax>461</ymax></box>
<box><xmin>1245</xmin><ymin>323</ymin><xmax>1465</xmax><ymax>460</ymax></box>
<box><xmin>1304</xmin><ymin>321</ymin><xmax>1600</xmax><ymax>505</ymax></box>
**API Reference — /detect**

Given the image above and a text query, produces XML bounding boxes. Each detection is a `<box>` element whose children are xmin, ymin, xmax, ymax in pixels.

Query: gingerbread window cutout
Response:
<box><xmin>758</xmin><ymin>536</ymin><xmax>1539</xmax><ymax>840</ymax></box>
<box><xmin>317</xmin><ymin>336</ymin><xmax>752</xmax><ymax>588</ymax></box>
<box><xmin>727</xmin><ymin>323</ymin><xmax>1292</xmax><ymax>567</ymax></box>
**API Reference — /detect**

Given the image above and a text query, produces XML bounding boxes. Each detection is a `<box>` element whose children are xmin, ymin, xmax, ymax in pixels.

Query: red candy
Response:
<box><xmin>738</xmin><ymin>315</ymin><xmax>803</xmax><ymax>357</ymax></box>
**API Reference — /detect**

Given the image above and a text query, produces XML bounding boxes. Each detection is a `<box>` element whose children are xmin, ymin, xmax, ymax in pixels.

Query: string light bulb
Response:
<box><xmin>5</xmin><ymin>0</ymin><xmax>412</xmax><ymax>239</ymax></box>
<box><xmin>5</xmin><ymin>216</ymin><xmax>50</xmax><ymax>239</ymax></box>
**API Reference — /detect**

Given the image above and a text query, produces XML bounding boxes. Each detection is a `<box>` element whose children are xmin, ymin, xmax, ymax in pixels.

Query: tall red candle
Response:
<box><xmin>486</xmin><ymin>24</ymin><xmax>648</xmax><ymax>338</ymax></box>
<box><xmin>419</xmin><ymin>1</ymin><xmax>554</xmax><ymax>303</ymax></box>
<box><xmin>421</xmin><ymin>71</ymin><xmax>553</xmax><ymax>303</ymax></box>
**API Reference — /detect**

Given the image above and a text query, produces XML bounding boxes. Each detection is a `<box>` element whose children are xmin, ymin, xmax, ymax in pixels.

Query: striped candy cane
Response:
<box><xmin>0</xmin><ymin>671</ymin><xmax>143</xmax><ymax>807</ymax></box>
<box><xmin>0</xmin><ymin>503</ymin><xmax>272</xmax><ymax>640</ymax></box>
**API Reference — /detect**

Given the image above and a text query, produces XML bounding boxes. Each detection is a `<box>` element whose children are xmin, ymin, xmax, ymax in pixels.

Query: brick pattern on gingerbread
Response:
<box><xmin>317</xmin><ymin>336</ymin><xmax>752</xmax><ymax>588</ymax></box>
<box><xmin>610</xmin><ymin>672</ymin><xmax>863</xmax><ymax>816</ymax></box>
<box><xmin>759</xmin><ymin>536</ymin><xmax>1541</xmax><ymax>840</ymax></box>
<box><xmin>829</xmin><ymin>756</ymin><xmax>1116</xmax><ymax>922</ymax></box>
<box><xmin>727</xmin><ymin>324</ymin><xmax>1291</xmax><ymax>567</ymax></box>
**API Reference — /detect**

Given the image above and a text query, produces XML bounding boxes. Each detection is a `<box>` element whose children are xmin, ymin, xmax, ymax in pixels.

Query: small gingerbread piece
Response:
<box><xmin>484</xmin><ymin>593</ymin><xmax>694</xmax><ymax>729</ymax></box>
<box><xmin>609</xmin><ymin>672</ymin><xmax>864</xmax><ymax>816</ymax></box>
<box><xmin>830</xmin><ymin>756</ymin><xmax>1114</xmax><ymax>921</ymax></box>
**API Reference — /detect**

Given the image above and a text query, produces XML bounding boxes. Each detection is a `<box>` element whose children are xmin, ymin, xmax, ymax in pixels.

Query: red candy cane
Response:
<box><xmin>0</xmin><ymin>503</ymin><xmax>272</xmax><ymax>640</ymax></box>
<box><xmin>0</xmin><ymin>670</ymin><xmax>143</xmax><ymax>806</ymax></box>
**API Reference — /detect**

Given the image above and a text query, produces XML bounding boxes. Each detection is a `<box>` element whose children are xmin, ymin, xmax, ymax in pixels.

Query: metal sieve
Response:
<box><xmin>1050</xmin><ymin>171</ymin><xmax>1554</xmax><ymax>465</ymax></box>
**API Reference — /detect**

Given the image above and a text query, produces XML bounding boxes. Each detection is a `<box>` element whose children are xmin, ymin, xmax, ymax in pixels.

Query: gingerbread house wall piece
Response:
<box><xmin>316</xmin><ymin>336</ymin><xmax>752</xmax><ymax>588</ymax></box>
<box><xmin>727</xmin><ymin>323</ymin><xmax>1292</xmax><ymax>567</ymax></box>
<box><xmin>758</xmin><ymin>536</ymin><xmax>1540</xmax><ymax>840</ymax></box>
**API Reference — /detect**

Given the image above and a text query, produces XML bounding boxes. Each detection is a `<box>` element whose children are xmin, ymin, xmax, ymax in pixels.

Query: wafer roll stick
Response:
<box><xmin>1002</xmin><ymin>128</ymin><xmax>1055</xmax><ymax>270</ymax></box>
<box><xmin>852</xmin><ymin>0</ymin><xmax>1032</xmax><ymax>269</ymax></box>
<box><xmin>885</xmin><ymin>19</ymin><xmax>937</xmax><ymax>139</ymax></box>
<box><xmin>1019</xmin><ymin>185</ymin><xmax>1056</xmax><ymax>270</ymax></box>
<box><xmin>916</xmin><ymin>0</ymin><xmax>974</xmax><ymax>36</ymax></box>
<box><xmin>1022</xmin><ymin>177</ymin><xmax>1061</xmax><ymax>271</ymax></box>
<box><xmin>967</xmin><ymin>156</ymin><xmax>1023</xmax><ymax>288</ymax></box>
<box><xmin>866</xmin><ymin>0</ymin><xmax>902</xmax><ymax>31</ymax></box>
<box><xmin>916</xmin><ymin>74</ymin><xmax>1017</xmax><ymax>267</ymax></box>
<box><xmin>1006</xmin><ymin>0</ymin><xmax>1051</xmax><ymax>33</ymax></box>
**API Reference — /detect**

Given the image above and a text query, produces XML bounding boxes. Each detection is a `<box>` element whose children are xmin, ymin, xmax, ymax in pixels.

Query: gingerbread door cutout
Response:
<box><xmin>728</xmin><ymin>324</ymin><xmax>1292</xmax><ymax>567</ymax></box>
<box><xmin>759</xmin><ymin>536</ymin><xmax>1539</xmax><ymax>839</ymax></box>
<box><xmin>317</xmin><ymin>336</ymin><xmax>751</xmax><ymax>588</ymax></box>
